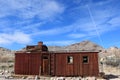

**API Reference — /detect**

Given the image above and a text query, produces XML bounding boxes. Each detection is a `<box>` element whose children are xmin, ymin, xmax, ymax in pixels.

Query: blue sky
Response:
<box><xmin>0</xmin><ymin>0</ymin><xmax>120</xmax><ymax>50</ymax></box>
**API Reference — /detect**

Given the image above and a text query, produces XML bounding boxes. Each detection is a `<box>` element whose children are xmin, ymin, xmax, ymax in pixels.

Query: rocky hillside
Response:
<box><xmin>0</xmin><ymin>47</ymin><xmax>15</xmax><ymax>55</ymax></box>
<box><xmin>0</xmin><ymin>47</ymin><xmax>15</xmax><ymax>62</ymax></box>
<box><xmin>48</xmin><ymin>40</ymin><xmax>103</xmax><ymax>51</ymax></box>
<box><xmin>99</xmin><ymin>47</ymin><xmax>120</xmax><ymax>57</ymax></box>
<box><xmin>0</xmin><ymin>40</ymin><xmax>120</xmax><ymax>59</ymax></box>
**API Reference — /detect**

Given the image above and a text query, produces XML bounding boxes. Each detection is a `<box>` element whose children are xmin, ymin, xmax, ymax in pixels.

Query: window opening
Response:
<box><xmin>67</xmin><ymin>56</ymin><xmax>73</xmax><ymax>64</ymax></box>
<box><xmin>83</xmin><ymin>56</ymin><xmax>88</xmax><ymax>63</ymax></box>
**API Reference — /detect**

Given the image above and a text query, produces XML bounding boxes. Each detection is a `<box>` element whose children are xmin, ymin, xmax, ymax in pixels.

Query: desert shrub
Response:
<box><xmin>1</xmin><ymin>65</ymin><xmax>7</xmax><ymax>69</ymax></box>
<box><xmin>0</xmin><ymin>55</ymin><xmax>15</xmax><ymax>63</ymax></box>
<box><xmin>9</xmin><ymin>64</ymin><xmax>14</xmax><ymax>68</ymax></box>
<box><xmin>104</xmin><ymin>58</ymin><xmax>120</xmax><ymax>67</ymax></box>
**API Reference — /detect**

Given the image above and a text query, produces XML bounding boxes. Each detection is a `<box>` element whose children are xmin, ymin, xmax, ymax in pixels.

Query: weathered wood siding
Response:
<box><xmin>50</xmin><ymin>52</ymin><xmax>99</xmax><ymax>76</ymax></box>
<box><xmin>15</xmin><ymin>53</ymin><xmax>41</xmax><ymax>75</ymax></box>
<box><xmin>15</xmin><ymin>52</ymin><xmax>99</xmax><ymax>76</ymax></box>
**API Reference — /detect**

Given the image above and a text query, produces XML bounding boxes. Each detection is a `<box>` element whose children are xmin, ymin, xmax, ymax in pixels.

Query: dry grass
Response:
<box><xmin>103</xmin><ymin>65</ymin><xmax>120</xmax><ymax>75</ymax></box>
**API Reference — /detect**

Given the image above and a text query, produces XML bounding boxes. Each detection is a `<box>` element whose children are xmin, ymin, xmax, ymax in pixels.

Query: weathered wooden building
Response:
<box><xmin>15</xmin><ymin>42</ymin><xmax>99</xmax><ymax>76</ymax></box>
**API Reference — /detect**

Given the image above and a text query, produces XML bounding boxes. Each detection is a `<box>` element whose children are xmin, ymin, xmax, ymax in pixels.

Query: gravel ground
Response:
<box><xmin>0</xmin><ymin>64</ymin><xmax>120</xmax><ymax>80</ymax></box>
<box><xmin>0</xmin><ymin>75</ymin><xmax>119</xmax><ymax>80</ymax></box>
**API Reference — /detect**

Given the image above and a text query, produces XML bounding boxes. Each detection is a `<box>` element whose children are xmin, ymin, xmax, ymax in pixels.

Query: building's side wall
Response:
<box><xmin>15</xmin><ymin>53</ymin><xmax>27</xmax><ymax>75</ymax></box>
<box><xmin>51</xmin><ymin>52</ymin><xmax>99</xmax><ymax>76</ymax></box>
<box><xmin>51</xmin><ymin>53</ymin><xmax>80</xmax><ymax>76</ymax></box>
<box><xmin>29</xmin><ymin>53</ymin><xmax>41</xmax><ymax>75</ymax></box>
<box><xmin>81</xmin><ymin>52</ymin><xmax>99</xmax><ymax>76</ymax></box>
<box><xmin>15</xmin><ymin>53</ymin><xmax>41</xmax><ymax>75</ymax></box>
<box><xmin>15</xmin><ymin>52</ymin><xmax>99</xmax><ymax>76</ymax></box>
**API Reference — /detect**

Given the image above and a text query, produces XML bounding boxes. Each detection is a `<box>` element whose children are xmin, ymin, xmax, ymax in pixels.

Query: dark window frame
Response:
<box><xmin>83</xmin><ymin>56</ymin><xmax>89</xmax><ymax>64</ymax></box>
<box><xmin>67</xmin><ymin>56</ymin><xmax>73</xmax><ymax>64</ymax></box>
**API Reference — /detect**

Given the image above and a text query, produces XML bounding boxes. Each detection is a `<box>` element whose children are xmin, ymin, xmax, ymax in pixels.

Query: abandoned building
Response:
<box><xmin>15</xmin><ymin>41</ymin><xmax>99</xmax><ymax>76</ymax></box>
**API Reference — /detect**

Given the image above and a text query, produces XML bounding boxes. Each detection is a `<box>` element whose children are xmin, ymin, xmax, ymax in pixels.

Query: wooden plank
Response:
<box><xmin>73</xmin><ymin>53</ymin><xmax>80</xmax><ymax>76</ymax></box>
<box><xmin>15</xmin><ymin>52</ymin><xmax>99</xmax><ymax>77</ymax></box>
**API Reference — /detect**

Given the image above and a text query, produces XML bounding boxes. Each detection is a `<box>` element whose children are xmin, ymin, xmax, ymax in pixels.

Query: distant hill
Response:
<box><xmin>48</xmin><ymin>40</ymin><xmax>103</xmax><ymax>51</ymax></box>
<box><xmin>100</xmin><ymin>46</ymin><xmax>120</xmax><ymax>58</ymax></box>
<box><xmin>0</xmin><ymin>47</ymin><xmax>15</xmax><ymax>55</ymax></box>
<box><xmin>0</xmin><ymin>47</ymin><xmax>15</xmax><ymax>62</ymax></box>
<box><xmin>0</xmin><ymin>40</ymin><xmax>120</xmax><ymax>59</ymax></box>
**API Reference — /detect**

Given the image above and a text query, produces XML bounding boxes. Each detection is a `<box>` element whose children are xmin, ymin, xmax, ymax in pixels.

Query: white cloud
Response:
<box><xmin>31</xmin><ymin>25</ymin><xmax>74</xmax><ymax>36</ymax></box>
<box><xmin>0</xmin><ymin>0</ymin><xmax>65</xmax><ymax>20</ymax></box>
<box><xmin>0</xmin><ymin>37</ymin><xmax>10</xmax><ymax>44</ymax></box>
<box><xmin>21</xmin><ymin>22</ymin><xmax>46</xmax><ymax>32</ymax></box>
<box><xmin>0</xmin><ymin>0</ymin><xmax>120</xmax><ymax>48</ymax></box>
<box><xmin>108</xmin><ymin>16</ymin><xmax>120</xmax><ymax>26</ymax></box>
<box><xmin>0</xmin><ymin>31</ymin><xmax>31</xmax><ymax>45</ymax></box>
<box><xmin>34</xmin><ymin>14</ymin><xmax>120</xmax><ymax>39</ymax></box>
<box><xmin>12</xmin><ymin>31</ymin><xmax>31</xmax><ymax>44</ymax></box>
<box><xmin>32</xmin><ymin>28</ymin><xmax>61</xmax><ymax>36</ymax></box>
<box><xmin>38</xmin><ymin>1</ymin><xmax>65</xmax><ymax>20</ymax></box>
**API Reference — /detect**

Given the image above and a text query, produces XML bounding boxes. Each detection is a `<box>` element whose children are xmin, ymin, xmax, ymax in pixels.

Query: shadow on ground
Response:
<box><xmin>104</xmin><ymin>74</ymin><xmax>119</xmax><ymax>80</ymax></box>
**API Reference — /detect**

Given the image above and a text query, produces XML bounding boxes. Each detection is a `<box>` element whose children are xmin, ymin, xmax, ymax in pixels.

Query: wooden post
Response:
<box><xmin>39</xmin><ymin>66</ymin><xmax>41</xmax><ymax>76</ymax></box>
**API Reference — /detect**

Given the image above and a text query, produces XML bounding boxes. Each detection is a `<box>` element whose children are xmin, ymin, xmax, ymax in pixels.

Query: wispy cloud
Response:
<box><xmin>31</xmin><ymin>25</ymin><xmax>74</xmax><ymax>36</ymax></box>
<box><xmin>0</xmin><ymin>31</ymin><xmax>31</xmax><ymax>45</ymax></box>
<box><xmin>30</xmin><ymin>0</ymin><xmax>119</xmax><ymax>36</ymax></box>
<box><xmin>0</xmin><ymin>0</ymin><xmax>65</xmax><ymax>20</ymax></box>
<box><xmin>108</xmin><ymin>16</ymin><xmax>120</xmax><ymax>27</ymax></box>
<box><xmin>0</xmin><ymin>0</ymin><xmax>65</xmax><ymax>46</ymax></box>
<box><xmin>0</xmin><ymin>0</ymin><xmax>120</xmax><ymax>49</ymax></box>
<box><xmin>0</xmin><ymin>0</ymin><xmax>65</xmax><ymax>33</ymax></box>
<box><xmin>30</xmin><ymin>12</ymin><xmax>120</xmax><ymax>38</ymax></box>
